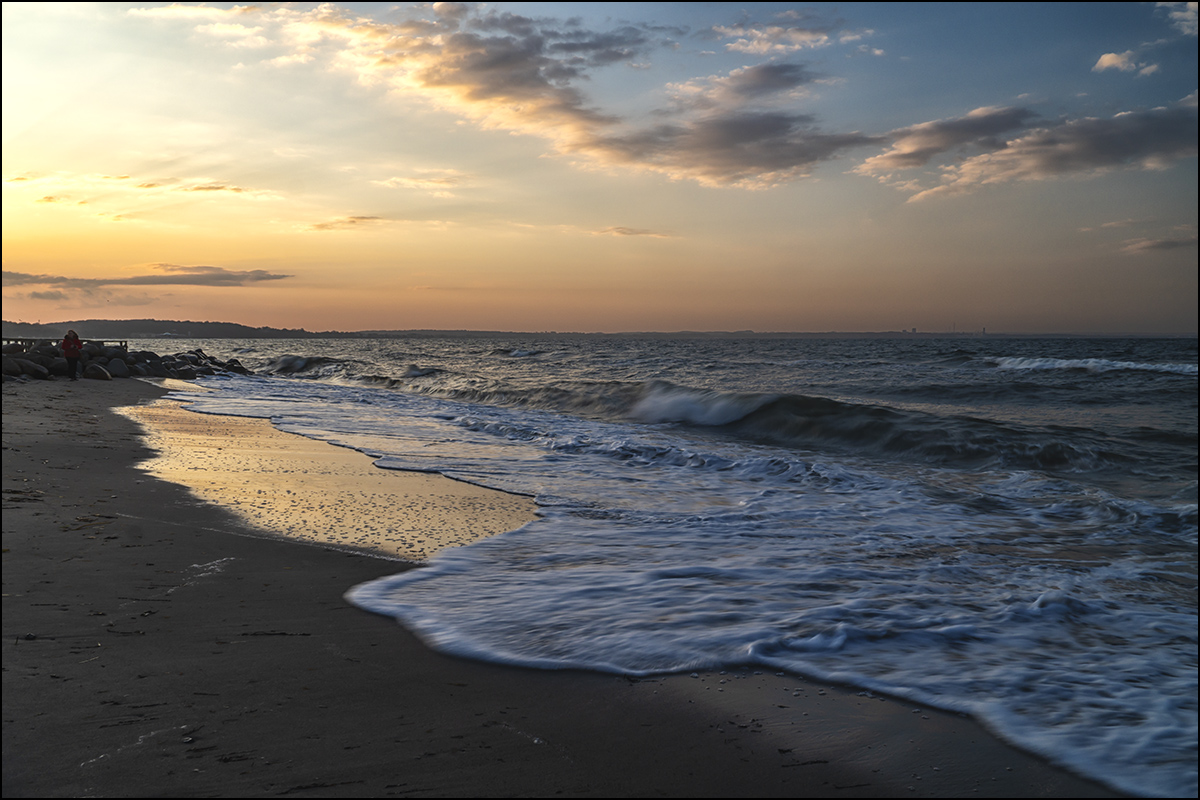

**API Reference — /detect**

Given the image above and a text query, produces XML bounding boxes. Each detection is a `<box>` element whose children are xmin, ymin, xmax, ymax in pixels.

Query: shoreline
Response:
<box><xmin>3</xmin><ymin>377</ymin><xmax>1123</xmax><ymax>797</ymax></box>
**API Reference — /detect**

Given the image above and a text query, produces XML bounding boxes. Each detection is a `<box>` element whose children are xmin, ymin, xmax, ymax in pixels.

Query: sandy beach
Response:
<box><xmin>2</xmin><ymin>377</ymin><xmax>1123</xmax><ymax>798</ymax></box>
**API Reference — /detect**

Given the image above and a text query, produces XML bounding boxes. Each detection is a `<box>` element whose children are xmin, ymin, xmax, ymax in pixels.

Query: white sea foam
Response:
<box><xmin>994</xmin><ymin>356</ymin><xmax>1197</xmax><ymax>375</ymax></box>
<box><xmin>629</xmin><ymin>381</ymin><xmax>775</xmax><ymax>426</ymax></box>
<box><xmin>159</xmin><ymin>335</ymin><xmax>1197</xmax><ymax>798</ymax></box>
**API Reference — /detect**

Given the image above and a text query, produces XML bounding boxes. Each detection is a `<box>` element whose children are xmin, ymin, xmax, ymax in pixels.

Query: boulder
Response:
<box><xmin>2</xmin><ymin>343</ymin><xmax>26</xmax><ymax>356</ymax></box>
<box><xmin>13</xmin><ymin>358</ymin><xmax>50</xmax><ymax>379</ymax></box>
<box><xmin>83</xmin><ymin>363</ymin><xmax>112</xmax><ymax>381</ymax></box>
<box><xmin>106</xmin><ymin>358</ymin><xmax>131</xmax><ymax>378</ymax></box>
<box><xmin>18</xmin><ymin>353</ymin><xmax>54</xmax><ymax>369</ymax></box>
<box><xmin>2</xmin><ymin>356</ymin><xmax>21</xmax><ymax>376</ymax></box>
<box><xmin>144</xmin><ymin>361</ymin><xmax>172</xmax><ymax>378</ymax></box>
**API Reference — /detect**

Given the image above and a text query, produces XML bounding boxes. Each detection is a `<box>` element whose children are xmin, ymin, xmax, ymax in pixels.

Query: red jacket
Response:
<box><xmin>61</xmin><ymin>336</ymin><xmax>82</xmax><ymax>358</ymax></box>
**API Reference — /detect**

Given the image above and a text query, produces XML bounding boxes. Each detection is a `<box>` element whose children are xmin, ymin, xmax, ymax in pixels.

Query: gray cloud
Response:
<box><xmin>909</xmin><ymin>103</ymin><xmax>1198</xmax><ymax>201</ymax></box>
<box><xmin>857</xmin><ymin>106</ymin><xmax>1039</xmax><ymax>175</ymax></box>
<box><xmin>721</xmin><ymin>62</ymin><xmax>820</xmax><ymax>98</ymax></box>
<box><xmin>29</xmin><ymin>290</ymin><xmax>70</xmax><ymax>301</ymax></box>
<box><xmin>584</xmin><ymin>111</ymin><xmax>880</xmax><ymax>187</ymax></box>
<box><xmin>1121</xmin><ymin>235</ymin><xmax>1199</xmax><ymax>253</ymax></box>
<box><xmin>3</xmin><ymin>264</ymin><xmax>291</xmax><ymax>288</ymax></box>
<box><xmin>339</xmin><ymin>5</ymin><xmax>873</xmax><ymax>188</ymax></box>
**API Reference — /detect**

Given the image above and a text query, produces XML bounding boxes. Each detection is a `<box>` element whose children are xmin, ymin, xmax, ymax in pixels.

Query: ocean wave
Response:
<box><xmin>490</xmin><ymin>347</ymin><xmax>540</xmax><ymax>357</ymax></box>
<box><xmin>262</xmin><ymin>354</ymin><xmax>351</xmax><ymax>375</ymax></box>
<box><xmin>992</xmin><ymin>356</ymin><xmax>1197</xmax><ymax>375</ymax></box>
<box><xmin>720</xmin><ymin>393</ymin><xmax>1127</xmax><ymax>472</ymax></box>
<box><xmin>630</xmin><ymin>381</ymin><xmax>776</xmax><ymax>426</ymax></box>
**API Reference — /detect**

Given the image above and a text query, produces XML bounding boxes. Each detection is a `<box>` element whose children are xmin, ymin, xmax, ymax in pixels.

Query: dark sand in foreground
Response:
<box><xmin>2</xmin><ymin>378</ymin><xmax>1122</xmax><ymax>797</ymax></box>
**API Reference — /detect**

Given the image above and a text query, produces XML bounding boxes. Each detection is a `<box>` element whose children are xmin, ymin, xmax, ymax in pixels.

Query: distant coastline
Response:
<box><xmin>2</xmin><ymin>318</ymin><xmax>1194</xmax><ymax>340</ymax></box>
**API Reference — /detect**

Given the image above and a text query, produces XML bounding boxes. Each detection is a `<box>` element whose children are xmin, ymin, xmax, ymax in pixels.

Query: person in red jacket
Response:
<box><xmin>61</xmin><ymin>330</ymin><xmax>82</xmax><ymax>381</ymax></box>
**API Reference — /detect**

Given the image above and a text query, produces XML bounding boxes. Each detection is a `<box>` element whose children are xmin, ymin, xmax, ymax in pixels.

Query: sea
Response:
<box><xmin>130</xmin><ymin>333</ymin><xmax>1197</xmax><ymax>797</ymax></box>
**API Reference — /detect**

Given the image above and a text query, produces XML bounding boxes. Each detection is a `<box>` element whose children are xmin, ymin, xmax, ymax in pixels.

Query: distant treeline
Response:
<box><xmin>1</xmin><ymin>319</ymin><xmax>328</xmax><ymax>340</ymax></box>
<box><xmin>5</xmin><ymin>319</ymin><xmax>958</xmax><ymax>340</ymax></box>
<box><xmin>4</xmin><ymin>319</ymin><xmax>1177</xmax><ymax>340</ymax></box>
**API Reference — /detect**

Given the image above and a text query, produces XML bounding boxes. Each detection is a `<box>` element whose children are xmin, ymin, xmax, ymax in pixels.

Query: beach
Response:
<box><xmin>3</xmin><ymin>376</ymin><xmax>1125</xmax><ymax>798</ymax></box>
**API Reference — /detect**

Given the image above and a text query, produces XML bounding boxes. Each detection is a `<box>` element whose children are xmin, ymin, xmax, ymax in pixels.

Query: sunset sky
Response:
<box><xmin>3</xmin><ymin>2</ymin><xmax>1197</xmax><ymax>333</ymax></box>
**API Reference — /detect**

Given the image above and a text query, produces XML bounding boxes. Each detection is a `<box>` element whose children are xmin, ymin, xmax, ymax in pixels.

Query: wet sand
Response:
<box><xmin>2</xmin><ymin>377</ymin><xmax>1123</xmax><ymax>797</ymax></box>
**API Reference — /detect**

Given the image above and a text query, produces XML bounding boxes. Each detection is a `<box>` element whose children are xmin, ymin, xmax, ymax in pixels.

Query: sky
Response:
<box><xmin>2</xmin><ymin>2</ymin><xmax>1197</xmax><ymax>334</ymax></box>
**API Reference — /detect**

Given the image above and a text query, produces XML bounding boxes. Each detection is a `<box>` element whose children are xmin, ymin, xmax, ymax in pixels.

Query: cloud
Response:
<box><xmin>1157</xmin><ymin>1</ymin><xmax>1198</xmax><ymax>36</ymax></box>
<box><xmin>667</xmin><ymin>63</ymin><xmax>822</xmax><ymax>111</ymax></box>
<box><xmin>29</xmin><ymin>290</ymin><xmax>70</xmax><ymax>302</ymax></box>
<box><xmin>581</xmin><ymin>112</ymin><xmax>880</xmax><ymax>188</ymax></box>
<box><xmin>857</xmin><ymin>106</ymin><xmax>1039</xmax><ymax>176</ymax></box>
<box><xmin>1093</xmin><ymin>50</ymin><xmax>1160</xmax><ymax>75</ymax></box>
<box><xmin>181</xmin><ymin>182</ymin><xmax>247</xmax><ymax>193</ymax></box>
<box><xmin>906</xmin><ymin>103</ymin><xmax>1198</xmax><ymax>201</ymax></box>
<box><xmin>372</xmin><ymin>170</ymin><xmax>467</xmax><ymax>197</ymax></box>
<box><xmin>156</xmin><ymin>4</ymin><xmax>873</xmax><ymax>189</ymax></box>
<box><xmin>309</xmin><ymin>215</ymin><xmax>385</xmax><ymax>231</ymax></box>
<box><xmin>195</xmin><ymin>22</ymin><xmax>269</xmax><ymax>47</ymax></box>
<box><xmin>1093</xmin><ymin>51</ymin><xmax>1139</xmax><ymax>72</ymax></box>
<box><xmin>713</xmin><ymin>23</ymin><xmax>835</xmax><ymax>54</ymax></box>
<box><xmin>128</xmin><ymin>4</ymin><xmax>257</xmax><ymax>22</ymax></box>
<box><xmin>2</xmin><ymin>264</ymin><xmax>291</xmax><ymax>288</ymax></box>
<box><xmin>1120</xmin><ymin>235</ymin><xmax>1199</xmax><ymax>253</ymax></box>
<box><xmin>593</xmin><ymin>227</ymin><xmax>673</xmax><ymax>238</ymax></box>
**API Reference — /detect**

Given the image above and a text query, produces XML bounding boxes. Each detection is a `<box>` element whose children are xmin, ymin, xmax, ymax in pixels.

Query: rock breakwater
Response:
<box><xmin>2</xmin><ymin>339</ymin><xmax>251</xmax><ymax>382</ymax></box>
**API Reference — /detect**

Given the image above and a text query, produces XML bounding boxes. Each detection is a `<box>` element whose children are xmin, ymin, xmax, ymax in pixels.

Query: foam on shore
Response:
<box><xmin>115</xmin><ymin>397</ymin><xmax>537</xmax><ymax>562</ymax></box>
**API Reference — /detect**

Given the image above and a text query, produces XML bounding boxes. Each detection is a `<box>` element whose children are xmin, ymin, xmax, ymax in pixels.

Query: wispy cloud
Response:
<box><xmin>309</xmin><ymin>215</ymin><xmax>385</xmax><ymax>231</ymax></box>
<box><xmin>1120</xmin><ymin>235</ymin><xmax>1198</xmax><ymax>253</ymax></box>
<box><xmin>711</xmin><ymin>16</ymin><xmax>875</xmax><ymax>55</ymax></box>
<box><xmin>592</xmin><ymin>227</ymin><xmax>674</xmax><ymax>238</ymax></box>
<box><xmin>856</xmin><ymin>106</ymin><xmax>1039</xmax><ymax>177</ymax></box>
<box><xmin>1157</xmin><ymin>1</ymin><xmax>1198</xmax><ymax>36</ymax></box>
<box><xmin>666</xmin><ymin>63</ymin><xmax>822</xmax><ymax>111</ymax></box>
<box><xmin>145</xmin><ymin>3</ymin><xmax>876</xmax><ymax>189</ymax></box>
<box><xmin>127</xmin><ymin>4</ymin><xmax>257</xmax><ymax>22</ymax></box>
<box><xmin>2</xmin><ymin>264</ymin><xmax>292</xmax><ymax>288</ymax></box>
<box><xmin>907</xmin><ymin>102</ymin><xmax>1198</xmax><ymax>201</ymax></box>
<box><xmin>372</xmin><ymin>169</ymin><xmax>468</xmax><ymax>198</ymax></box>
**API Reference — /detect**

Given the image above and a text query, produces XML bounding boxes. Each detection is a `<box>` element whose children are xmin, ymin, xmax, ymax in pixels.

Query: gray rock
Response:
<box><xmin>18</xmin><ymin>353</ymin><xmax>54</xmax><ymax>369</ymax></box>
<box><xmin>12</xmin><ymin>358</ymin><xmax>50</xmax><ymax>379</ymax></box>
<box><xmin>2</xmin><ymin>356</ymin><xmax>21</xmax><ymax>376</ymax></box>
<box><xmin>2</xmin><ymin>343</ymin><xmax>26</xmax><ymax>356</ymax></box>
<box><xmin>82</xmin><ymin>363</ymin><xmax>112</xmax><ymax>381</ymax></box>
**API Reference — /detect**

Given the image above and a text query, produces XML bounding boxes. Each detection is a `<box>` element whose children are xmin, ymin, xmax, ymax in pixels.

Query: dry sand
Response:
<box><xmin>2</xmin><ymin>377</ymin><xmax>1123</xmax><ymax>797</ymax></box>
